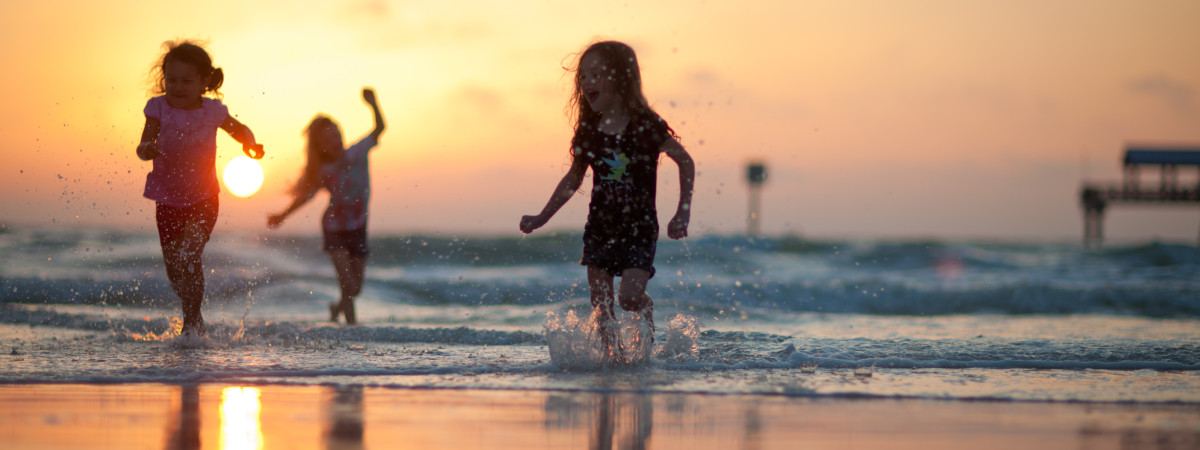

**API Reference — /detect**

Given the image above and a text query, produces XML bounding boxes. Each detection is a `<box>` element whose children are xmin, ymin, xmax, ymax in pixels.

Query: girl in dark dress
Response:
<box><xmin>520</xmin><ymin>41</ymin><xmax>695</xmax><ymax>362</ymax></box>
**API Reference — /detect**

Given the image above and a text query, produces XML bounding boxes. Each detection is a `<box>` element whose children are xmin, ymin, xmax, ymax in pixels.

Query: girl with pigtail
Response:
<box><xmin>136</xmin><ymin>40</ymin><xmax>264</xmax><ymax>337</ymax></box>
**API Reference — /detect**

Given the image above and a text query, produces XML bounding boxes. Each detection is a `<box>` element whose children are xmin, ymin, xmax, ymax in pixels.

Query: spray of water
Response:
<box><xmin>657</xmin><ymin>314</ymin><xmax>700</xmax><ymax>362</ymax></box>
<box><xmin>543</xmin><ymin>309</ymin><xmax>699</xmax><ymax>370</ymax></box>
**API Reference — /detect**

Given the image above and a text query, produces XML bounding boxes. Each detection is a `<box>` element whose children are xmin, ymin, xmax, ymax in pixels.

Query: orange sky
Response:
<box><xmin>2</xmin><ymin>0</ymin><xmax>1199</xmax><ymax>241</ymax></box>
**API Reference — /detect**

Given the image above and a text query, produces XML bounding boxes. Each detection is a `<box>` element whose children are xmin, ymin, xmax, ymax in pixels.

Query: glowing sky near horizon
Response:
<box><xmin>2</xmin><ymin>0</ymin><xmax>1198</xmax><ymax>241</ymax></box>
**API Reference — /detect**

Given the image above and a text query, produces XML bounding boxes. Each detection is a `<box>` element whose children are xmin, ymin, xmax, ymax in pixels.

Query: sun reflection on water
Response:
<box><xmin>220</xmin><ymin>387</ymin><xmax>263</xmax><ymax>450</ymax></box>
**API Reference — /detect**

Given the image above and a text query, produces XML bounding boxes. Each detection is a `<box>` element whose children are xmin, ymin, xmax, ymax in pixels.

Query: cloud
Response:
<box><xmin>685</xmin><ymin>67</ymin><xmax>722</xmax><ymax>85</ymax></box>
<box><xmin>451</xmin><ymin>85</ymin><xmax>504</xmax><ymax>112</ymax></box>
<box><xmin>657</xmin><ymin>66</ymin><xmax>807</xmax><ymax>122</ymax></box>
<box><xmin>1128</xmin><ymin>73</ymin><xmax>1195</xmax><ymax>115</ymax></box>
<box><xmin>332</xmin><ymin>1</ymin><xmax>495</xmax><ymax>51</ymax></box>
<box><xmin>339</xmin><ymin>0</ymin><xmax>390</xmax><ymax>20</ymax></box>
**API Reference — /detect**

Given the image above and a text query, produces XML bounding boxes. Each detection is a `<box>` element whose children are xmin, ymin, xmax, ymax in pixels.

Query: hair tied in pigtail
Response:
<box><xmin>208</xmin><ymin>67</ymin><xmax>225</xmax><ymax>93</ymax></box>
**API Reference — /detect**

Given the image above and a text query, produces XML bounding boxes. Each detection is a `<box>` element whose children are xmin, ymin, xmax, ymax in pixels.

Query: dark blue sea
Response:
<box><xmin>2</xmin><ymin>225</ymin><xmax>1198</xmax><ymax>403</ymax></box>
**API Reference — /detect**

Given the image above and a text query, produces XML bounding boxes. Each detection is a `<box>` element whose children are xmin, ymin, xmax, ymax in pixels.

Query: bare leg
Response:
<box><xmin>328</xmin><ymin>249</ymin><xmax>366</xmax><ymax>325</ymax></box>
<box><xmin>587</xmin><ymin>266</ymin><xmax>620</xmax><ymax>360</ymax></box>
<box><xmin>587</xmin><ymin>266</ymin><xmax>616</xmax><ymax>319</ymax></box>
<box><xmin>617</xmin><ymin>268</ymin><xmax>652</xmax><ymax>312</ymax></box>
<box><xmin>164</xmin><ymin>223</ymin><xmax>208</xmax><ymax>334</ymax></box>
<box><xmin>618</xmin><ymin>268</ymin><xmax>654</xmax><ymax>346</ymax></box>
<box><xmin>157</xmin><ymin>200</ymin><xmax>216</xmax><ymax>337</ymax></box>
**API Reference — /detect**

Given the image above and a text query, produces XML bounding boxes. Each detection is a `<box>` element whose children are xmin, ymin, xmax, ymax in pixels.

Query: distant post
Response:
<box><xmin>746</xmin><ymin>162</ymin><xmax>767</xmax><ymax>237</ymax></box>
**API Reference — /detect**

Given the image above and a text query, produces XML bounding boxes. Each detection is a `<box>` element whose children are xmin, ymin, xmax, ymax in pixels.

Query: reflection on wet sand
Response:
<box><xmin>164</xmin><ymin>385</ymin><xmax>200</xmax><ymax>450</ymax></box>
<box><xmin>543</xmin><ymin>378</ymin><xmax>657</xmax><ymax>450</ymax></box>
<box><xmin>1</xmin><ymin>383</ymin><xmax>1198</xmax><ymax>449</ymax></box>
<box><xmin>220</xmin><ymin>387</ymin><xmax>263</xmax><ymax>450</ymax></box>
<box><xmin>157</xmin><ymin>384</ymin><xmax>365</xmax><ymax>450</ymax></box>
<box><xmin>324</xmin><ymin>385</ymin><xmax>364</xmax><ymax>450</ymax></box>
<box><xmin>583</xmin><ymin>392</ymin><xmax>653</xmax><ymax>450</ymax></box>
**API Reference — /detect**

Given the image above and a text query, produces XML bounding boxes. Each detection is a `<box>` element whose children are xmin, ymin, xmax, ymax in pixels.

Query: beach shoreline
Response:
<box><xmin>4</xmin><ymin>228</ymin><xmax>1199</xmax><ymax>449</ymax></box>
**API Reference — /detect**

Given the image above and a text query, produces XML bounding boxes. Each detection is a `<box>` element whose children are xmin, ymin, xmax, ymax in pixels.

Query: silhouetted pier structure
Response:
<box><xmin>1079</xmin><ymin>145</ymin><xmax>1200</xmax><ymax>246</ymax></box>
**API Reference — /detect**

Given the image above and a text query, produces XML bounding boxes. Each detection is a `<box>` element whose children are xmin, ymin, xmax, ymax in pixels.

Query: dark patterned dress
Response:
<box><xmin>571</xmin><ymin>112</ymin><xmax>671</xmax><ymax>279</ymax></box>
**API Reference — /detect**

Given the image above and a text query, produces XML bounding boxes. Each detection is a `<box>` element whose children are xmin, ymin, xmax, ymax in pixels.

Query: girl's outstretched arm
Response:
<box><xmin>221</xmin><ymin>115</ymin><xmax>263</xmax><ymax>159</ymax></box>
<box><xmin>363</xmin><ymin>88</ymin><xmax>386</xmax><ymax>143</ymax></box>
<box><xmin>520</xmin><ymin>156</ymin><xmax>588</xmax><ymax>234</ymax></box>
<box><xmin>662</xmin><ymin>138</ymin><xmax>694</xmax><ymax>239</ymax></box>
<box><xmin>136</xmin><ymin>117</ymin><xmax>161</xmax><ymax>160</ymax></box>
<box><xmin>267</xmin><ymin>186</ymin><xmax>319</xmax><ymax>229</ymax></box>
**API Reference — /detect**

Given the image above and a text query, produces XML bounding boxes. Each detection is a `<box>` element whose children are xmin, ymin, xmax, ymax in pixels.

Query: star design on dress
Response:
<box><xmin>600</xmin><ymin>150</ymin><xmax>631</xmax><ymax>182</ymax></box>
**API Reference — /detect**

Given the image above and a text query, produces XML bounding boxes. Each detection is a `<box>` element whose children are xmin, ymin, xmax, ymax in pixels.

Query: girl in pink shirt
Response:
<box><xmin>136</xmin><ymin>40</ymin><xmax>263</xmax><ymax>337</ymax></box>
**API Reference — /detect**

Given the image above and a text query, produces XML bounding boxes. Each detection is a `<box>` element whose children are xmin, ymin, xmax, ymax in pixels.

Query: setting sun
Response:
<box><xmin>1</xmin><ymin>0</ymin><xmax>1198</xmax><ymax>239</ymax></box>
<box><xmin>223</xmin><ymin>156</ymin><xmax>264</xmax><ymax>197</ymax></box>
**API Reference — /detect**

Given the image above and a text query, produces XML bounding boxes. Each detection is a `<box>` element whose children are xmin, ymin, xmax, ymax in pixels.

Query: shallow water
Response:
<box><xmin>1</xmin><ymin>226</ymin><xmax>1198</xmax><ymax>405</ymax></box>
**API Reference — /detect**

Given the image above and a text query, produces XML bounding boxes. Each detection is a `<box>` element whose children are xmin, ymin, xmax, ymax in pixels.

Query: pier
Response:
<box><xmin>1079</xmin><ymin>145</ymin><xmax>1200</xmax><ymax>246</ymax></box>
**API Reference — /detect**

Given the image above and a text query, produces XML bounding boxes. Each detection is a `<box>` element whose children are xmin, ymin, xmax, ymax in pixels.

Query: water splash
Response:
<box><xmin>658</xmin><ymin>314</ymin><xmax>700</xmax><ymax>361</ymax></box>
<box><xmin>544</xmin><ymin>309</ymin><xmax>609</xmax><ymax>371</ymax></box>
<box><xmin>125</xmin><ymin>317</ymin><xmax>183</xmax><ymax>341</ymax></box>
<box><xmin>543</xmin><ymin>309</ymin><xmax>699</xmax><ymax>370</ymax></box>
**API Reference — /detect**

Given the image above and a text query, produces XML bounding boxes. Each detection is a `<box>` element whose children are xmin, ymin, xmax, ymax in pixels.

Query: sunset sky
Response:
<box><xmin>2</xmin><ymin>0</ymin><xmax>1198</xmax><ymax>241</ymax></box>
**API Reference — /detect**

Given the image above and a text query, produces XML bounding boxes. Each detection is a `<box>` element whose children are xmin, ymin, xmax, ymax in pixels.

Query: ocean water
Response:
<box><xmin>2</xmin><ymin>224</ymin><xmax>1198</xmax><ymax>403</ymax></box>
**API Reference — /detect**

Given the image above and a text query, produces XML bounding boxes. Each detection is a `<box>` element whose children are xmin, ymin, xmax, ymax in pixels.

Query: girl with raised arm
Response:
<box><xmin>268</xmin><ymin>88</ymin><xmax>386</xmax><ymax>325</ymax></box>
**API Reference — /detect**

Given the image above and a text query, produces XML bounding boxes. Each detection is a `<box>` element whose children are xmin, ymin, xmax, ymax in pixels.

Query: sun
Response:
<box><xmin>222</xmin><ymin>156</ymin><xmax>264</xmax><ymax>197</ymax></box>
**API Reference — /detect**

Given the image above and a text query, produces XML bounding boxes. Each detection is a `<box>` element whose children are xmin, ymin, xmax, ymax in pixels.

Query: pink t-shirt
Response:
<box><xmin>142</xmin><ymin>96</ymin><xmax>229</xmax><ymax>207</ymax></box>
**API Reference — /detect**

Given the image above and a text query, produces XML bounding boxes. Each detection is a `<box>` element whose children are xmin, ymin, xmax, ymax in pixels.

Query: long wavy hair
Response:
<box><xmin>150</xmin><ymin>40</ymin><xmax>224</xmax><ymax>98</ymax></box>
<box><xmin>565</xmin><ymin>41</ymin><xmax>675</xmax><ymax>156</ymax></box>
<box><xmin>289</xmin><ymin>115</ymin><xmax>342</xmax><ymax>198</ymax></box>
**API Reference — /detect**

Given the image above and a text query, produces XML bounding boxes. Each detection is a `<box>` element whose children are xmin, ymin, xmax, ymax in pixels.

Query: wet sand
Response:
<box><xmin>1</xmin><ymin>383</ymin><xmax>1197</xmax><ymax>449</ymax></box>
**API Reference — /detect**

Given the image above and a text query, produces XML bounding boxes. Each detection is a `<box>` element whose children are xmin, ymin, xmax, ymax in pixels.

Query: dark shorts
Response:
<box><xmin>323</xmin><ymin>227</ymin><xmax>369</xmax><ymax>257</ymax></box>
<box><xmin>580</xmin><ymin>221</ymin><xmax>657</xmax><ymax>278</ymax></box>
<box><xmin>155</xmin><ymin>196</ymin><xmax>218</xmax><ymax>248</ymax></box>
